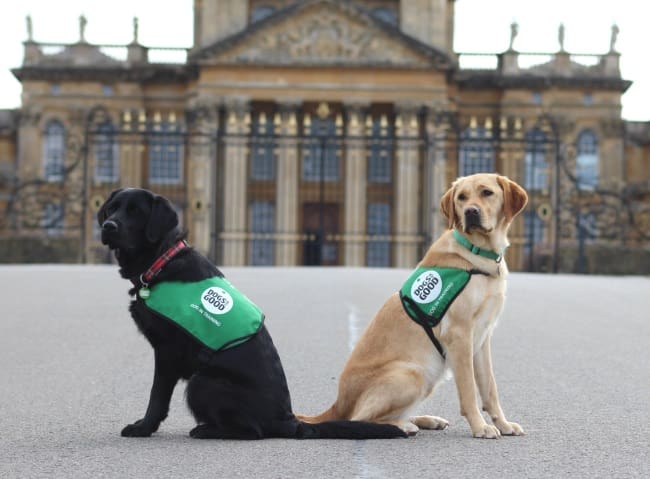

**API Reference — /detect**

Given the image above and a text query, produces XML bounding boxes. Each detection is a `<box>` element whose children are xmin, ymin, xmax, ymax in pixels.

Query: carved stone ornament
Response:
<box><xmin>218</xmin><ymin>8</ymin><xmax>430</xmax><ymax>67</ymax></box>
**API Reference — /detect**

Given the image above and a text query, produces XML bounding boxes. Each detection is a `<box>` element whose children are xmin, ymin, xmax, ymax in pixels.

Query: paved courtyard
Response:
<box><xmin>1</xmin><ymin>265</ymin><xmax>648</xmax><ymax>478</ymax></box>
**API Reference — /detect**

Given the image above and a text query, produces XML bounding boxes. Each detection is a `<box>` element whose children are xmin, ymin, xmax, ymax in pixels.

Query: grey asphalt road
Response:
<box><xmin>1</xmin><ymin>265</ymin><xmax>648</xmax><ymax>479</ymax></box>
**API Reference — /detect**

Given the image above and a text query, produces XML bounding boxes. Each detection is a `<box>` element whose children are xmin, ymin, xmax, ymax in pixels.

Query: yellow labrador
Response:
<box><xmin>298</xmin><ymin>174</ymin><xmax>528</xmax><ymax>438</ymax></box>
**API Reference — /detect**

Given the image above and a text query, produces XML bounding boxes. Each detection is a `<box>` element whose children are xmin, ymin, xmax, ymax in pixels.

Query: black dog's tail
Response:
<box><xmin>293</xmin><ymin>420</ymin><xmax>407</xmax><ymax>439</ymax></box>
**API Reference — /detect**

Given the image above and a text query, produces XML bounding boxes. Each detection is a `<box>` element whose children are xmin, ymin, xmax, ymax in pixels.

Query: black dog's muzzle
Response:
<box><xmin>101</xmin><ymin>220</ymin><xmax>119</xmax><ymax>246</ymax></box>
<box><xmin>102</xmin><ymin>220</ymin><xmax>118</xmax><ymax>233</ymax></box>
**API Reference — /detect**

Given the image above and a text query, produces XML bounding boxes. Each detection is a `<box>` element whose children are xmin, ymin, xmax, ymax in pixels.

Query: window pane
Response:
<box><xmin>523</xmin><ymin>211</ymin><xmax>545</xmax><ymax>258</ymax></box>
<box><xmin>250</xmin><ymin>116</ymin><xmax>276</xmax><ymax>180</ymax></box>
<box><xmin>524</xmin><ymin>128</ymin><xmax>548</xmax><ymax>190</ymax></box>
<box><xmin>368</xmin><ymin>118</ymin><xmax>392</xmax><ymax>183</ymax></box>
<box><xmin>149</xmin><ymin>122</ymin><xmax>183</xmax><ymax>184</ymax></box>
<box><xmin>576</xmin><ymin>130</ymin><xmax>599</xmax><ymax>190</ymax></box>
<box><xmin>302</xmin><ymin>118</ymin><xmax>340</xmax><ymax>181</ymax></box>
<box><xmin>459</xmin><ymin>127</ymin><xmax>495</xmax><ymax>176</ymax></box>
<box><xmin>367</xmin><ymin>202</ymin><xmax>390</xmax><ymax>267</ymax></box>
<box><xmin>94</xmin><ymin>122</ymin><xmax>119</xmax><ymax>182</ymax></box>
<box><xmin>249</xmin><ymin>202</ymin><xmax>274</xmax><ymax>266</ymax></box>
<box><xmin>43</xmin><ymin>120</ymin><xmax>65</xmax><ymax>181</ymax></box>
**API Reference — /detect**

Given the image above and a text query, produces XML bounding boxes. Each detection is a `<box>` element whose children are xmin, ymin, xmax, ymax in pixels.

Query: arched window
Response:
<box><xmin>251</xmin><ymin>5</ymin><xmax>275</xmax><ymax>23</ymax></box>
<box><xmin>576</xmin><ymin>129</ymin><xmax>599</xmax><ymax>189</ymax></box>
<box><xmin>94</xmin><ymin>121</ymin><xmax>119</xmax><ymax>183</ymax></box>
<box><xmin>250</xmin><ymin>113</ymin><xmax>276</xmax><ymax>181</ymax></box>
<box><xmin>367</xmin><ymin>117</ymin><xmax>393</xmax><ymax>183</ymax></box>
<box><xmin>459</xmin><ymin>127</ymin><xmax>495</xmax><ymax>176</ymax></box>
<box><xmin>43</xmin><ymin>120</ymin><xmax>65</xmax><ymax>181</ymax></box>
<box><xmin>149</xmin><ymin>121</ymin><xmax>183</xmax><ymax>184</ymax></box>
<box><xmin>524</xmin><ymin>128</ymin><xmax>548</xmax><ymax>190</ymax></box>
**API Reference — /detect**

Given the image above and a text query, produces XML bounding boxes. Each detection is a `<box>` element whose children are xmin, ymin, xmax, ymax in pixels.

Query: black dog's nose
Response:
<box><xmin>464</xmin><ymin>206</ymin><xmax>480</xmax><ymax>218</ymax></box>
<box><xmin>102</xmin><ymin>220</ymin><xmax>118</xmax><ymax>232</ymax></box>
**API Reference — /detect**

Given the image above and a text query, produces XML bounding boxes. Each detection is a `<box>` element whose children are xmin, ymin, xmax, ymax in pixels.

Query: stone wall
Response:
<box><xmin>0</xmin><ymin>236</ymin><xmax>81</xmax><ymax>263</ymax></box>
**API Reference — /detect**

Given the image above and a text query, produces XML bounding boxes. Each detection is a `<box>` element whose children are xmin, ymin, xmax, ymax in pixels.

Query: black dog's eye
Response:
<box><xmin>457</xmin><ymin>193</ymin><xmax>467</xmax><ymax>201</ymax></box>
<box><xmin>482</xmin><ymin>189</ymin><xmax>494</xmax><ymax>197</ymax></box>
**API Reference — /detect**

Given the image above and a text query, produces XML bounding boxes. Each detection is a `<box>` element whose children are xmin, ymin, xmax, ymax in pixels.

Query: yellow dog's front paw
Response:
<box><xmin>496</xmin><ymin>420</ymin><xmax>525</xmax><ymax>436</ymax></box>
<box><xmin>472</xmin><ymin>423</ymin><xmax>501</xmax><ymax>439</ymax></box>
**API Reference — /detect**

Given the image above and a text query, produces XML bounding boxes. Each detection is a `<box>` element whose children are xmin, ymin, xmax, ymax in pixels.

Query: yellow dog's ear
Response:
<box><xmin>497</xmin><ymin>175</ymin><xmax>528</xmax><ymax>222</ymax></box>
<box><xmin>440</xmin><ymin>184</ymin><xmax>458</xmax><ymax>229</ymax></box>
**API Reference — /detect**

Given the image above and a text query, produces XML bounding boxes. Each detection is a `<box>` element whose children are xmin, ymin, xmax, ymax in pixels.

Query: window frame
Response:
<box><xmin>148</xmin><ymin>121</ymin><xmax>184</xmax><ymax>185</ymax></box>
<box><xmin>458</xmin><ymin>127</ymin><xmax>495</xmax><ymax>176</ymax></box>
<box><xmin>248</xmin><ymin>201</ymin><xmax>275</xmax><ymax>266</ymax></box>
<box><xmin>42</xmin><ymin>119</ymin><xmax>66</xmax><ymax>182</ymax></box>
<box><xmin>366</xmin><ymin>202</ymin><xmax>391</xmax><ymax>267</ymax></box>
<box><xmin>93</xmin><ymin>121</ymin><xmax>120</xmax><ymax>183</ymax></box>
<box><xmin>575</xmin><ymin>129</ymin><xmax>599</xmax><ymax>190</ymax></box>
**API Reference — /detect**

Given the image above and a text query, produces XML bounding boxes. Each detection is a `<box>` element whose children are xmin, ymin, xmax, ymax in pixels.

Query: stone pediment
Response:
<box><xmin>193</xmin><ymin>0</ymin><xmax>451</xmax><ymax>69</ymax></box>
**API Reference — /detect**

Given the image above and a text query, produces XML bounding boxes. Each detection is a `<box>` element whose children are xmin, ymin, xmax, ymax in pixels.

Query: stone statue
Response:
<box><xmin>133</xmin><ymin>16</ymin><xmax>139</xmax><ymax>44</ymax></box>
<box><xmin>508</xmin><ymin>21</ymin><xmax>518</xmax><ymax>50</ymax></box>
<box><xmin>558</xmin><ymin>23</ymin><xmax>565</xmax><ymax>51</ymax></box>
<box><xmin>26</xmin><ymin>15</ymin><xmax>33</xmax><ymax>41</ymax></box>
<box><xmin>79</xmin><ymin>14</ymin><xmax>87</xmax><ymax>42</ymax></box>
<box><xmin>610</xmin><ymin>24</ymin><xmax>620</xmax><ymax>52</ymax></box>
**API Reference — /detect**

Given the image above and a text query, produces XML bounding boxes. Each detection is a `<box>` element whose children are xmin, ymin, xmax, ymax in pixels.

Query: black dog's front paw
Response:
<box><xmin>121</xmin><ymin>419</ymin><xmax>158</xmax><ymax>437</ymax></box>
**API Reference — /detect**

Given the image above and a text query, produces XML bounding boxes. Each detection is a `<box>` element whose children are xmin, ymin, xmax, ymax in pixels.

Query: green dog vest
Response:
<box><xmin>399</xmin><ymin>267</ymin><xmax>473</xmax><ymax>357</ymax></box>
<box><xmin>142</xmin><ymin>276</ymin><xmax>264</xmax><ymax>351</ymax></box>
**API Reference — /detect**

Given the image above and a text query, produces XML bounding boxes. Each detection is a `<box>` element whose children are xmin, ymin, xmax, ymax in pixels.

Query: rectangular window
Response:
<box><xmin>149</xmin><ymin>123</ymin><xmax>183</xmax><ymax>184</ymax></box>
<box><xmin>459</xmin><ymin>128</ymin><xmax>495</xmax><ymax>176</ymax></box>
<box><xmin>302</xmin><ymin>118</ymin><xmax>340</xmax><ymax>182</ymax></box>
<box><xmin>94</xmin><ymin>124</ymin><xmax>119</xmax><ymax>183</ymax></box>
<box><xmin>366</xmin><ymin>202</ymin><xmax>391</xmax><ymax>267</ymax></box>
<box><xmin>250</xmin><ymin>117</ymin><xmax>276</xmax><ymax>181</ymax></box>
<box><xmin>522</xmin><ymin>211</ymin><xmax>545</xmax><ymax>259</ymax></box>
<box><xmin>249</xmin><ymin>202</ymin><xmax>275</xmax><ymax>266</ymax></box>
<box><xmin>43</xmin><ymin>121</ymin><xmax>65</xmax><ymax>181</ymax></box>
<box><xmin>43</xmin><ymin>201</ymin><xmax>64</xmax><ymax>237</ymax></box>
<box><xmin>368</xmin><ymin>118</ymin><xmax>392</xmax><ymax>183</ymax></box>
<box><xmin>576</xmin><ymin>154</ymin><xmax>598</xmax><ymax>190</ymax></box>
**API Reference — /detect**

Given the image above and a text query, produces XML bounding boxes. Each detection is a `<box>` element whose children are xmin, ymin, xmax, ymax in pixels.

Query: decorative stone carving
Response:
<box><xmin>218</xmin><ymin>8</ymin><xmax>433</xmax><ymax>67</ymax></box>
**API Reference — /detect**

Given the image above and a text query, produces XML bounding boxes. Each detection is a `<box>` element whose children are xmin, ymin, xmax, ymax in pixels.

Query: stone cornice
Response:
<box><xmin>11</xmin><ymin>64</ymin><xmax>197</xmax><ymax>84</ymax></box>
<box><xmin>455</xmin><ymin>71</ymin><xmax>632</xmax><ymax>92</ymax></box>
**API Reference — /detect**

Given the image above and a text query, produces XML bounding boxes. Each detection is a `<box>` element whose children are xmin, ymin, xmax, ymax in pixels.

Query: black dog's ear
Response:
<box><xmin>146</xmin><ymin>195</ymin><xmax>179</xmax><ymax>243</ymax></box>
<box><xmin>97</xmin><ymin>189</ymin><xmax>123</xmax><ymax>226</ymax></box>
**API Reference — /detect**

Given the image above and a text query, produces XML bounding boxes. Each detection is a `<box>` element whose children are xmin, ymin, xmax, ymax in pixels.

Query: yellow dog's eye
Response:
<box><xmin>458</xmin><ymin>193</ymin><xmax>467</xmax><ymax>201</ymax></box>
<box><xmin>482</xmin><ymin>189</ymin><xmax>494</xmax><ymax>197</ymax></box>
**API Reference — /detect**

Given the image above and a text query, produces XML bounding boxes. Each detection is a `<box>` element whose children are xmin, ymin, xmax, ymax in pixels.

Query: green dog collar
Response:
<box><xmin>452</xmin><ymin>229</ymin><xmax>503</xmax><ymax>262</ymax></box>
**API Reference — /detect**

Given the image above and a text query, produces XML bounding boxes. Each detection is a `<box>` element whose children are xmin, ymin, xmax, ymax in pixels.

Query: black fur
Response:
<box><xmin>98</xmin><ymin>188</ymin><xmax>406</xmax><ymax>440</ymax></box>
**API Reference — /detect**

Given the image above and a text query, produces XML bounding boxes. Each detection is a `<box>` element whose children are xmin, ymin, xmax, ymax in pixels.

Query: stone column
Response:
<box><xmin>221</xmin><ymin>98</ymin><xmax>249</xmax><ymax>266</ymax></box>
<box><xmin>394</xmin><ymin>105</ymin><xmax>421</xmax><ymax>268</ymax></box>
<box><xmin>343</xmin><ymin>103</ymin><xmax>367</xmax><ymax>266</ymax></box>
<box><xmin>274</xmin><ymin>101</ymin><xmax>300</xmax><ymax>266</ymax></box>
<box><xmin>119</xmin><ymin>109</ymin><xmax>143</xmax><ymax>188</ymax></box>
<box><xmin>187</xmin><ymin>102</ymin><xmax>219</xmax><ymax>256</ymax></box>
<box><xmin>425</xmin><ymin>111</ymin><xmax>448</xmax><ymax>243</ymax></box>
<box><xmin>16</xmin><ymin>106</ymin><xmax>42</xmax><ymax>234</ymax></box>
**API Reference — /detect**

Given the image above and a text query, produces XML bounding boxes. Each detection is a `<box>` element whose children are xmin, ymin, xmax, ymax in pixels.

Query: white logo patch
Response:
<box><xmin>410</xmin><ymin>270</ymin><xmax>443</xmax><ymax>304</ymax></box>
<box><xmin>200</xmin><ymin>287</ymin><xmax>234</xmax><ymax>315</ymax></box>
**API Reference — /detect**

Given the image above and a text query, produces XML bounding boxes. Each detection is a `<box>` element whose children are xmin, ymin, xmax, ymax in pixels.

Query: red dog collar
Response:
<box><xmin>137</xmin><ymin>240</ymin><xmax>188</xmax><ymax>288</ymax></box>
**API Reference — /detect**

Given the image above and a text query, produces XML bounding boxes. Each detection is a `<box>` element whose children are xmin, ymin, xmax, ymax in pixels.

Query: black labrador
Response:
<box><xmin>98</xmin><ymin>188</ymin><xmax>405</xmax><ymax>439</ymax></box>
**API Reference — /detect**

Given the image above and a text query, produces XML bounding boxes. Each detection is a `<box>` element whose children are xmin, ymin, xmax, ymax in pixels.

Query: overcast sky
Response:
<box><xmin>0</xmin><ymin>0</ymin><xmax>647</xmax><ymax>121</ymax></box>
